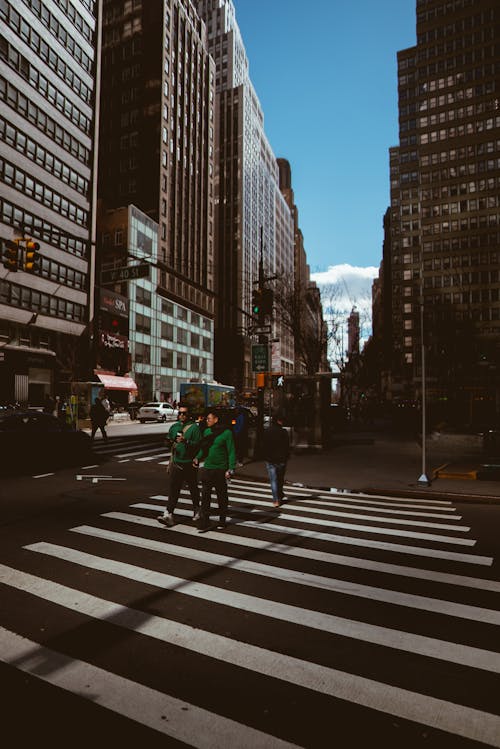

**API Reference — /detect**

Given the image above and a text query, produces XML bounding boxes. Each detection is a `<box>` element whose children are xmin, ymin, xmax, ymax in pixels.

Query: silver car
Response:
<box><xmin>137</xmin><ymin>402</ymin><xmax>178</xmax><ymax>423</ymax></box>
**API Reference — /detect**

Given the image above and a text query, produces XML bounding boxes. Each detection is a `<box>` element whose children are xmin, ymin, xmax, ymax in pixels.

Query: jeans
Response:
<box><xmin>265</xmin><ymin>462</ymin><xmax>286</xmax><ymax>503</ymax></box>
<box><xmin>200</xmin><ymin>468</ymin><xmax>228</xmax><ymax>521</ymax></box>
<box><xmin>167</xmin><ymin>463</ymin><xmax>200</xmax><ymax>512</ymax></box>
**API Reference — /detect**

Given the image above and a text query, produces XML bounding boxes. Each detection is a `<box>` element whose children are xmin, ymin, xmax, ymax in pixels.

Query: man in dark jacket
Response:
<box><xmin>261</xmin><ymin>410</ymin><xmax>290</xmax><ymax>507</ymax></box>
<box><xmin>90</xmin><ymin>397</ymin><xmax>108</xmax><ymax>441</ymax></box>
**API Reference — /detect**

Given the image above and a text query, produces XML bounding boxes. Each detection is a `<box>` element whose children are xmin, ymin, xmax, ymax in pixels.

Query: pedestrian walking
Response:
<box><xmin>193</xmin><ymin>410</ymin><xmax>236</xmax><ymax>533</ymax></box>
<box><xmin>158</xmin><ymin>406</ymin><xmax>202</xmax><ymax>527</ymax></box>
<box><xmin>90</xmin><ymin>397</ymin><xmax>109</xmax><ymax>441</ymax></box>
<box><xmin>101</xmin><ymin>393</ymin><xmax>111</xmax><ymax>415</ymax></box>
<box><xmin>261</xmin><ymin>410</ymin><xmax>290</xmax><ymax>507</ymax></box>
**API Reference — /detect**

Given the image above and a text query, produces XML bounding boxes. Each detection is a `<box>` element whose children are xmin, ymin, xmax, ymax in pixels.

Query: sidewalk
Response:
<box><xmin>236</xmin><ymin>431</ymin><xmax>500</xmax><ymax>502</ymax></box>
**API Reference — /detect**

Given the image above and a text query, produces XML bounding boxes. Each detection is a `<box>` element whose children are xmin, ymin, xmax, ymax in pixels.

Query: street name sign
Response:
<box><xmin>101</xmin><ymin>264</ymin><xmax>150</xmax><ymax>284</ymax></box>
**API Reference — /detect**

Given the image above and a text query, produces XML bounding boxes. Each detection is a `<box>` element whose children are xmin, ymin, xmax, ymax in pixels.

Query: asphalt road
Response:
<box><xmin>1</xmin><ymin>449</ymin><xmax>500</xmax><ymax>748</ymax></box>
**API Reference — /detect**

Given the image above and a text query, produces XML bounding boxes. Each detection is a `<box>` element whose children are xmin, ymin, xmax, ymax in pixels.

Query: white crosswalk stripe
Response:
<box><xmin>1</xmin><ymin>477</ymin><xmax>499</xmax><ymax>747</ymax></box>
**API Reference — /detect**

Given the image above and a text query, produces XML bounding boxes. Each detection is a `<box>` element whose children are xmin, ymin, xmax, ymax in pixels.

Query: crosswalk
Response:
<box><xmin>1</xmin><ymin>477</ymin><xmax>500</xmax><ymax>747</ymax></box>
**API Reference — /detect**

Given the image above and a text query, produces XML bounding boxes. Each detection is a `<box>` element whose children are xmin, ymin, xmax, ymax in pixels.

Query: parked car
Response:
<box><xmin>0</xmin><ymin>410</ymin><xmax>92</xmax><ymax>475</ymax></box>
<box><xmin>137</xmin><ymin>402</ymin><xmax>178</xmax><ymax>423</ymax></box>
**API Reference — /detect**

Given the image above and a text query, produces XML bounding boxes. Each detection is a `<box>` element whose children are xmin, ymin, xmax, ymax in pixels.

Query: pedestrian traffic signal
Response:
<box><xmin>23</xmin><ymin>240</ymin><xmax>41</xmax><ymax>273</ymax></box>
<box><xmin>2</xmin><ymin>239</ymin><xmax>20</xmax><ymax>272</ymax></box>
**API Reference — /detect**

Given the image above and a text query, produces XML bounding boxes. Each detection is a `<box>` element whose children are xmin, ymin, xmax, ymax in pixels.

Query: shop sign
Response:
<box><xmin>100</xmin><ymin>331</ymin><xmax>129</xmax><ymax>351</ymax></box>
<box><xmin>99</xmin><ymin>289</ymin><xmax>129</xmax><ymax>317</ymax></box>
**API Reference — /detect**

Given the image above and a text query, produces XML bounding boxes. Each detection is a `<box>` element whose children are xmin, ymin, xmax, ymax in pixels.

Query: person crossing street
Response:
<box><xmin>193</xmin><ymin>410</ymin><xmax>236</xmax><ymax>533</ymax></box>
<box><xmin>158</xmin><ymin>406</ymin><xmax>202</xmax><ymax>527</ymax></box>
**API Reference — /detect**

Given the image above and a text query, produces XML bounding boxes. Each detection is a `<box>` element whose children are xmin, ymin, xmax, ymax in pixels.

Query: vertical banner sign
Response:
<box><xmin>271</xmin><ymin>340</ymin><xmax>281</xmax><ymax>371</ymax></box>
<box><xmin>251</xmin><ymin>344</ymin><xmax>269</xmax><ymax>373</ymax></box>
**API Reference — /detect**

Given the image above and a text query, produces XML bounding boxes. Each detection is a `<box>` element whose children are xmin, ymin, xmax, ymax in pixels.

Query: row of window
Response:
<box><xmin>400</xmin><ymin>214</ymin><xmax>500</xmax><ymax>240</ymax></box>
<box><xmin>0</xmin><ymin>279</ymin><xmax>85</xmax><ymax>322</ymax></box>
<box><xmin>1</xmin><ymin>197</ymin><xmax>88</xmax><ymax>258</ymax></box>
<box><xmin>19</xmin><ymin>0</ymin><xmax>92</xmax><ymax>73</ymax></box>
<box><xmin>400</xmin><ymin>98</ymin><xmax>497</xmax><ymax>119</ymax></box>
<box><xmin>419</xmin><ymin>118</ymin><xmax>500</xmax><ymax>144</ymax></box>
<box><xmin>39</xmin><ymin>256</ymin><xmax>86</xmax><ymax>291</ymax></box>
<box><xmin>0</xmin><ymin>6</ymin><xmax>91</xmax><ymax>104</ymax></box>
<box><xmin>0</xmin><ymin>75</ymin><xmax>90</xmax><ymax>166</ymax></box>
<box><xmin>400</xmin><ymin>77</ymin><xmax>496</xmax><ymax>103</ymax></box>
<box><xmin>0</xmin><ymin>35</ymin><xmax>91</xmax><ymax>135</ymax></box>
<box><xmin>417</xmin><ymin>10</ymin><xmax>495</xmax><ymax>40</ymax></box>
<box><xmin>421</xmin><ymin>144</ymin><xmax>500</xmax><ymax>165</ymax></box>
<box><xmin>396</xmin><ymin>250</ymin><xmax>499</xmax><ymax>268</ymax></box>
<box><xmin>51</xmin><ymin>0</ymin><xmax>93</xmax><ymax>43</ymax></box>
<box><xmin>1</xmin><ymin>157</ymin><xmax>88</xmax><ymax>226</ymax></box>
<box><xmin>420</xmin><ymin>197</ymin><xmax>499</xmax><ymax>218</ymax></box>
<box><xmin>135</xmin><ymin>343</ymin><xmax>209</xmax><ymax>373</ymax></box>
<box><xmin>134</xmin><ymin>286</ymin><xmax>211</xmax><ymax>331</ymax></box>
<box><xmin>398</xmin><ymin>156</ymin><xmax>500</xmax><ymax>185</ymax></box>
<box><xmin>0</xmin><ymin>116</ymin><xmax>89</xmax><ymax>197</ymax></box>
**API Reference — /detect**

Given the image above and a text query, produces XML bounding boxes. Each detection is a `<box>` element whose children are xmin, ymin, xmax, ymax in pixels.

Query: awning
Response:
<box><xmin>96</xmin><ymin>374</ymin><xmax>138</xmax><ymax>391</ymax></box>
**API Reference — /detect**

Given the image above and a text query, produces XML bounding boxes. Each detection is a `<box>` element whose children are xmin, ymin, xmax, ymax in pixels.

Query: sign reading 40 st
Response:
<box><xmin>251</xmin><ymin>343</ymin><xmax>269</xmax><ymax>373</ymax></box>
<box><xmin>101</xmin><ymin>263</ymin><xmax>150</xmax><ymax>284</ymax></box>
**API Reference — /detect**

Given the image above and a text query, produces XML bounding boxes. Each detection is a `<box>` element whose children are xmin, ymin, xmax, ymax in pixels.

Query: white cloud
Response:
<box><xmin>311</xmin><ymin>263</ymin><xmax>378</xmax><ymax>317</ymax></box>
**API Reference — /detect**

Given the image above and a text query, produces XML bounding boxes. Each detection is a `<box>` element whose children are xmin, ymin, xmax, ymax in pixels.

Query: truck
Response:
<box><xmin>179</xmin><ymin>382</ymin><xmax>236</xmax><ymax>416</ymax></box>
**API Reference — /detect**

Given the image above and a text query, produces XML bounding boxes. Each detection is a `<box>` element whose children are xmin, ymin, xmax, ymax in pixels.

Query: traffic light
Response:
<box><xmin>252</xmin><ymin>288</ymin><xmax>263</xmax><ymax>321</ymax></box>
<box><xmin>2</xmin><ymin>239</ymin><xmax>20</xmax><ymax>272</ymax></box>
<box><xmin>261</xmin><ymin>288</ymin><xmax>273</xmax><ymax>316</ymax></box>
<box><xmin>23</xmin><ymin>239</ymin><xmax>41</xmax><ymax>273</ymax></box>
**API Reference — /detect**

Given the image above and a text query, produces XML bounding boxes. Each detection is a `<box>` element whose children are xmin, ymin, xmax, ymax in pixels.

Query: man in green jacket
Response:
<box><xmin>158</xmin><ymin>405</ymin><xmax>202</xmax><ymax>527</ymax></box>
<box><xmin>193</xmin><ymin>410</ymin><xmax>236</xmax><ymax>532</ymax></box>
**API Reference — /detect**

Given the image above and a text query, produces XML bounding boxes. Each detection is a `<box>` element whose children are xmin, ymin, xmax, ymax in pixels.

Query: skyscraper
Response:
<box><xmin>98</xmin><ymin>0</ymin><xmax>216</xmax><ymax>397</ymax></box>
<box><xmin>197</xmin><ymin>0</ymin><xmax>295</xmax><ymax>390</ymax></box>
<box><xmin>0</xmin><ymin>0</ymin><xmax>101</xmax><ymax>405</ymax></box>
<box><xmin>389</xmin><ymin>0</ymin><xmax>500</xmax><ymax>425</ymax></box>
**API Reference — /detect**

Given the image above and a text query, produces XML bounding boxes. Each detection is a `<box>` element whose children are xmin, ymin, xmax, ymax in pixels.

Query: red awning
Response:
<box><xmin>96</xmin><ymin>374</ymin><xmax>138</xmax><ymax>391</ymax></box>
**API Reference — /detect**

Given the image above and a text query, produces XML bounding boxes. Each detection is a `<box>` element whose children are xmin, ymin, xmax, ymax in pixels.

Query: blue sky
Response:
<box><xmin>235</xmin><ymin>0</ymin><xmax>417</xmax><ymax>277</ymax></box>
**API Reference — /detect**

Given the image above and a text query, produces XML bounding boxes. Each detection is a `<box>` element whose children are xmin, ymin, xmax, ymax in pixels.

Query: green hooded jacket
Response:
<box><xmin>167</xmin><ymin>419</ymin><xmax>202</xmax><ymax>464</ymax></box>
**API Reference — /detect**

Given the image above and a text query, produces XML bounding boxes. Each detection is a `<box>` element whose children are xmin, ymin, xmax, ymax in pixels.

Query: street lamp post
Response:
<box><xmin>418</xmin><ymin>254</ymin><xmax>431</xmax><ymax>487</ymax></box>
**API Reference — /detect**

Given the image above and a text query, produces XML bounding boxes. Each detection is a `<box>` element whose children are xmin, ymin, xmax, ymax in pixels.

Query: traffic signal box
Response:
<box><xmin>252</xmin><ymin>287</ymin><xmax>274</xmax><ymax>325</ymax></box>
<box><xmin>2</xmin><ymin>239</ymin><xmax>20</xmax><ymax>271</ymax></box>
<box><xmin>23</xmin><ymin>240</ymin><xmax>41</xmax><ymax>273</ymax></box>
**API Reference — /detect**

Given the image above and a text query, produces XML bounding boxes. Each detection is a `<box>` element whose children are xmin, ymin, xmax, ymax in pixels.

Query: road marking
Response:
<box><xmin>117</xmin><ymin>459</ymin><xmax>130</xmax><ymax>463</ymax></box>
<box><xmin>70</xmin><ymin>525</ymin><xmax>500</xmax><ymax>624</ymax></box>
<box><xmin>150</xmin><ymin>496</ymin><xmax>475</xmax><ymax>546</ymax></box>
<box><xmin>9</xmin><ymin>559</ymin><xmax>500</xmax><ymax>746</ymax></box>
<box><xmin>32</xmin><ymin>473</ymin><xmax>55</xmax><ymax>479</ymax></box>
<box><xmin>231</xmin><ymin>481</ymin><xmax>462</xmax><ymax>520</ymax></box>
<box><xmin>0</xmin><ymin>624</ymin><xmax>297</xmax><ymax>749</ymax></box>
<box><xmin>230</xmin><ymin>479</ymin><xmax>454</xmax><ymax>506</ymax></box>
<box><xmin>80</xmin><ymin>464</ymin><xmax>99</xmax><ymax>469</ymax></box>
<box><xmin>106</xmin><ymin>512</ymin><xmax>500</xmax><ymax>593</ymax></box>
<box><xmin>223</xmin><ymin>491</ymin><xmax>470</xmax><ymax>533</ymax></box>
<box><xmin>136</xmin><ymin>503</ymin><xmax>491</xmax><ymax>565</ymax></box>
<box><xmin>115</xmin><ymin>447</ymin><xmax>168</xmax><ymax>458</ymax></box>
<box><xmin>135</xmin><ymin>454</ymin><xmax>165</xmax><ymax>462</ymax></box>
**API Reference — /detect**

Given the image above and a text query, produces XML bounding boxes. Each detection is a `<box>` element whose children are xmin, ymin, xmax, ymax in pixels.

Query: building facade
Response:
<box><xmin>99</xmin><ymin>204</ymin><xmax>214</xmax><ymax>402</ymax></box>
<box><xmin>0</xmin><ymin>0</ymin><xmax>101</xmax><ymax>405</ymax></box>
<box><xmin>98</xmin><ymin>0</ymin><xmax>216</xmax><ymax>389</ymax></box>
<box><xmin>388</xmin><ymin>0</ymin><xmax>500</xmax><ymax>425</ymax></box>
<box><xmin>197</xmin><ymin>0</ymin><xmax>295</xmax><ymax>391</ymax></box>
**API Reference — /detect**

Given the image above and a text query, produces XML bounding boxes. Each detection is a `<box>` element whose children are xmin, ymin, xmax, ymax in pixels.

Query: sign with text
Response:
<box><xmin>251</xmin><ymin>343</ymin><xmax>269</xmax><ymax>373</ymax></box>
<box><xmin>101</xmin><ymin>263</ymin><xmax>150</xmax><ymax>284</ymax></box>
<box><xmin>99</xmin><ymin>288</ymin><xmax>129</xmax><ymax>317</ymax></box>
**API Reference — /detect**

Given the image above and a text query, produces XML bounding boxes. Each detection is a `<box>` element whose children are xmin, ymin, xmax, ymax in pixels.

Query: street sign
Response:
<box><xmin>251</xmin><ymin>343</ymin><xmax>269</xmax><ymax>373</ymax></box>
<box><xmin>101</xmin><ymin>263</ymin><xmax>150</xmax><ymax>284</ymax></box>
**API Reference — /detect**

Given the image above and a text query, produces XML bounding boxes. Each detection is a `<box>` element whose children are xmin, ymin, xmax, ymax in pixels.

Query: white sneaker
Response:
<box><xmin>158</xmin><ymin>512</ymin><xmax>174</xmax><ymax>527</ymax></box>
<box><xmin>193</xmin><ymin>511</ymin><xmax>201</xmax><ymax>522</ymax></box>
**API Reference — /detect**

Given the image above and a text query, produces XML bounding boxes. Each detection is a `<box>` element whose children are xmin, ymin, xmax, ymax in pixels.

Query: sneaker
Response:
<box><xmin>272</xmin><ymin>501</ymin><xmax>280</xmax><ymax>508</ymax></box>
<box><xmin>158</xmin><ymin>512</ymin><xmax>174</xmax><ymax>527</ymax></box>
<box><xmin>193</xmin><ymin>510</ymin><xmax>201</xmax><ymax>522</ymax></box>
<box><xmin>237</xmin><ymin>461</ymin><xmax>243</xmax><ymax>467</ymax></box>
<box><xmin>197</xmin><ymin>516</ymin><xmax>210</xmax><ymax>533</ymax></box>
<box><xmin>216</xmin><ymin>517</ymin><xmax>226</xmax><ymax>530</ymax></box>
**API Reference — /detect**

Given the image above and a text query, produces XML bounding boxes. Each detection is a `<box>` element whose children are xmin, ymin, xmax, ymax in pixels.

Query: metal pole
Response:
<box><xmin>418</xmin><ymin>259</ymin><xmax>431</xmax><ymax>486</ymax></box>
